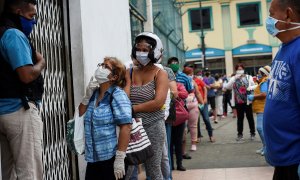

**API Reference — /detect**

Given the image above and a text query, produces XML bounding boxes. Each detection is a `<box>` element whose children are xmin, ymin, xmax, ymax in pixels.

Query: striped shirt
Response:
<box><xmin>84</xmin><ymin>86</ymin><xmax>132</xmax><ymax>162</ymax></box>
<box><xmin>130</xmin><ymin>80</ymin><xmax>164</xmax><ymax>126</ymax></box>
<box><xmin>176</xmin><ymin>71</ymin><xmax>193</xmax><ymax>92</ymax></box>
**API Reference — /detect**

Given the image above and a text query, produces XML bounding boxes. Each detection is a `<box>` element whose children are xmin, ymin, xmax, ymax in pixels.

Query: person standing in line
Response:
<box><xmin>214</xmin><ymin>74</ymin><xmax>224</xmax><ymax>120</ymax></box>
<box><xmin>79</xmin><ymin>57</ymin><xmax>132</xmax><ymax>180</ymax></box>
<box><xmin>125</xmin><ymin>32</ymin><xmax>168</xmax><ymax>180</ymax></box>
<box><xmin>0</xmin><ymin>1</ymin><xmax>45</xmax><ymax>179</ymax></box>
<box><xmin>182</xmin><ymin>66</ymin><xmax>204</xmax><ymax>151</ymax></box>
<box><xmin>224</xmin><ymin>64</ymin><xmax>256</xmax><ymax>141</ymax></box>
<box><xmin>167</xmin><ymin>57</ymin><xmax>194</xmax><ymax>160</ymax></box>
<box><xmin>203</xmin><ymin>71</ymin><xmax>218</xmax><ymax>123</ymax></box>
<box><xmin>194</xmin><ymin>73</ymin><xmax>215</xmax><ymax>143</ymax></box>
<box><xmin>247</xmin><ymin>65</ymin><xmax>270</xmax><ymax>156</ymax></box>
<box><xmin>264</xmin><ymin>0</ymin><xmax>300</xmax><ymax>179</ymax></box>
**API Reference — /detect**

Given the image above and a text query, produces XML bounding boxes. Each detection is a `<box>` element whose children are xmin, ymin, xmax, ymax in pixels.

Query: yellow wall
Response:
<box><xmin>230</xmin><ymin>0</ymin><xmax>270</xmax><ymax>48</ymax></box>
<box><xmin>182</xmin><ymin>0</ymin><xmax>224</xmax><ymax>51</ymax></box>
<box><xmin>181</xmin><ymin>0</ymin><xmax>272</xmax><ymax>51</ymax></box>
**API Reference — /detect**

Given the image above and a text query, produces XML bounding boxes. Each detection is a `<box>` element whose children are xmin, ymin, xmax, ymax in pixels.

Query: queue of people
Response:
<box><xmin>1</xmin><ymin>0</ymin><xmax>299</xmax><ymax>180</ymax></box>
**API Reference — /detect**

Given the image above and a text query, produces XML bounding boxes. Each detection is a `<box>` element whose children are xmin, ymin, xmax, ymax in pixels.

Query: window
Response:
<box><xmin>189</xmin><ymin>8</ymin><xmax>212</xmax><ymax>31</ymax></box>
<box><xmin>237</xmin><ymin>3</ymin><xmax>261</xmax><ymax>26</ymax></box>
<box><xmin>130</xmin><ymin>12</ymin><xmax>144</xmax><ymax>45</ymax></box>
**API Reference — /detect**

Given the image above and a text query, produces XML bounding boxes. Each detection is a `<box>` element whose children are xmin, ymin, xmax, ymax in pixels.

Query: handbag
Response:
<box><xmin>186</xmin><ymin>93</ymin><xmax>198</xmax><ymax>110</ymax></box>
<box><xmin>125</xmin><ymin>118</ymin><xmax>154</xmax><ymax>165</ymax></box>
<box><xmin>67</xmin><ymin>108</ymin><xmax>85</xmax><ymax>155</ymax></box>
<box><xmin>173</xmin><ymin>98</ymin><xmax>189</xmax><ymax>126</ymax></box>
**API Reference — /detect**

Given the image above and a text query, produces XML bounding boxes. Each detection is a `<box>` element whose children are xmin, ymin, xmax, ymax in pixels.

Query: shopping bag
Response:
<box><xmin>67</xmin><ymin>108</ymin><xmax>85</xmax><ymax>155</ymax></box>
<box><xmin>125</xmin><ymin>118</ymin><xmax>154</xmax><ymax>165</ymax></box>
<box><xmin>173</xmin><ymin>98</ymin><xmax>189</xmax><ymax>126</ymax></box>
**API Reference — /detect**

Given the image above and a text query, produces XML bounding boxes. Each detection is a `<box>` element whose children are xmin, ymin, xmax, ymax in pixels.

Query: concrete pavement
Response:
<box><xmin>139</xmin><ymin>114</ymin><xmax>274</xmax><ymax>179</ymax></box>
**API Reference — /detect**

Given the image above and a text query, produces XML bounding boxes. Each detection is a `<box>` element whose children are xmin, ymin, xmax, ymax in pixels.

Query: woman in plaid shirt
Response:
<box><xmin>79</xmin><ymin>57</ymin><xmax>132</xmax><ymax>180</ymax></box>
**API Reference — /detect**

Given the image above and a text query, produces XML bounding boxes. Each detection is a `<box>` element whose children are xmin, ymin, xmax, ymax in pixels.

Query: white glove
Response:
<box><xmin>114</xmin><ymin>150</ymin><xmax>126</xmax><ymax>180</ymax></box>
<box><xmin>247</xmin><ymin>85</ymin><xmax>257</xmax><ymax>91</ymax></box>
<box><xmin>81</xmin><ymin>77</ymin><xmax>99</xmax><ymax>105</ymax></box>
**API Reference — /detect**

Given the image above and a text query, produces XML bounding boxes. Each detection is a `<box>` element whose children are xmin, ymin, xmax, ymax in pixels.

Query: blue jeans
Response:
<box><xmin>256</xmin><ymin>113</ymin><xmax>265</xmax><ymax>151</ymax></box>
<box><xmin>198</xmin><ymin>103</ymin><xmax>213</xmax><ymax>137</ymax></box>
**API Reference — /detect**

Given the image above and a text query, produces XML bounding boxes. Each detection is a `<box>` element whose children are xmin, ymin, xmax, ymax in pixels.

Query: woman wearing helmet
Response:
<box><xmin>124</xmin><ymin>32</ymin><xmax>168</xmax><ymax>180</ymax></box>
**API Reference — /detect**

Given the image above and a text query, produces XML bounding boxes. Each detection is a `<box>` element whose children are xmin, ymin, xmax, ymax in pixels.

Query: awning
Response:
<box><xmin>185</xmin><ymin>48</ymin><xmax>225</xmax><ymax>59</ymax></box>
<box><xmin>232</xmin><ymin>44</ymin><xmax>272</xmax><ymax>56</ymax></box>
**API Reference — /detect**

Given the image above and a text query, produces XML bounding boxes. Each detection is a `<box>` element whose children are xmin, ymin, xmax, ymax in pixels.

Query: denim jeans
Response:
<box><xmin>198</xmin><ymin>103</ymin><xmax>213</xmax><ymax>137</ymax></box>
<box><xmin>256</xmin><ymin>113</ymin><xmax>265</xmax><ymax>151</ymax></box>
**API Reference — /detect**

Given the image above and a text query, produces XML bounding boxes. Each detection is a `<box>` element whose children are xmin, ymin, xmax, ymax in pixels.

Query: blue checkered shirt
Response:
<box><xmin>84</xmin><ymin>86</ymin><xmax>132</xmax><ymax>162</ymax></box>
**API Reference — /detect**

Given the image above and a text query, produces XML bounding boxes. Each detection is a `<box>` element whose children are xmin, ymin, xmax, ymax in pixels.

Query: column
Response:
<box><xmin>144</xmin><ymin>0</ymin><xmax>154</xmax><ymax>32</ymax></box>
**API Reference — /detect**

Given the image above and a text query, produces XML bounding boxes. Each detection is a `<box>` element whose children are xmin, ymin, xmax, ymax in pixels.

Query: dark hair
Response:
<box><xmin>4</xmin><ymin>0</ymin><xmax>37</xmax><ymax>13</ymax></box>
<box><xmin>235</xmin><ymin>63</ymin><xmax>245</xmax><ymax>70</ymax></box>
<box><xmin>167</xmin><ymin>57</ymin><xmax>179</xmax><ymax>64</ymax></box>
<box><xmin>278</xmin><ymin>0</ymin><xmax>300</xmax><ymax>18</ymax></box>
<box><xmin>204</xmin><ymin>71</ymin><xmax>210</xmax><ymax>77</ymax></box>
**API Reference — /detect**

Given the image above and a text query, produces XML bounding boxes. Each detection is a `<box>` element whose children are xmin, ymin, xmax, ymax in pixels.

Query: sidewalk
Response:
<box><xmin>172</xmin><ymin>166</ymin><xmax>273</xmax><ymax>180</ymax></box>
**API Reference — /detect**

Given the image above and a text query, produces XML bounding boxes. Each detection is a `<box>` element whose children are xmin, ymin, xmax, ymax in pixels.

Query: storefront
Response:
<box><xmin>232</xmin><ymin>44</ymin><xmax>272</xmax><ymax>75</ymax></box>
<box><xmin>185</xmin><ymin>48</ymin><xmax>226</xmax><ymax>74</ymax></box>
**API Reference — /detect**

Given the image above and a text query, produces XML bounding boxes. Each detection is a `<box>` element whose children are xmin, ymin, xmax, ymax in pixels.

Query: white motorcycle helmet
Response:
<box><xmin>133</xmin><ymin>32</ymin><xmax>164</xmax><ymax>63</ymax></box>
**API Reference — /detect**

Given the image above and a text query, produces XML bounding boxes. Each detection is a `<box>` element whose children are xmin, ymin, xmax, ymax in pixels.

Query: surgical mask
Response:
<box><xmin>94</xmin><ymin>66</ymin><xmax>111</xmax><ymax>84</ymax></box>
<box><xmin>136</xmin><ymin>51</ymin><xmax>150</xmax><ymax>66</ymax></box>
<box><xmin>20</xmin><ymin>16</ymin><xmax>36</xmax><ymax>36</ymax></box>
<box><xmin>170</xmin><ymin>64</ymin><xmax>179</xmax><ymax>73</ymax></box>
<box><xmin>266</xmin><ymin>16</ymin><xmax>300</xmax><ymax>37</ymax></box>
<box><xmin>236</xmin><ymin>70</ymin><xmax>244</xmax><ymax>75</ymax></box>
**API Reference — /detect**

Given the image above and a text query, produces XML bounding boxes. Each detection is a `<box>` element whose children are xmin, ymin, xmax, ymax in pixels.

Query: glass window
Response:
<box><xmin>130</xmin><ymin>12</ymin><xmax>144</xmax><ymax>45</ymax></box>
<box><xmin>238</xmin><ymin>3</ymin><xmax>260</xmax><ymax>26</ymax></box>
<box><xmin>190</xmin><ymin>8</ymin><xmax>212</xmax><ymax>31</ymax></box>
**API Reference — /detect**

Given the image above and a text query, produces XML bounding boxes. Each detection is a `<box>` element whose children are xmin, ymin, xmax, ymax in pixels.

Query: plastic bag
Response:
<box><xmin>67</xmin><ymin>108</ymin><xmax>85</xmax><ymax>155</ymax></box>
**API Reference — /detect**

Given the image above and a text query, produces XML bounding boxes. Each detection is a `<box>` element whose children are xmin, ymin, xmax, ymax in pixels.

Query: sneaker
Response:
<box><xmin>236</xmin><ymin>135</ymin><xmax>244</xmax><ymax>141</ymax></box>
<box><xmin>261</xmin><ymin>151</ymin><xmax>265</xmax><ymax>156</ymax></box>
<box><xmin>250</xmin><ymin>134</ymin><xmax>255</xmax><ymax>141</ymax></box>
<box><xmin>214</xmin><ymin>120</ymin><xmax>218</xmax><ymax>124</ymax></box>
<box><xmin>221</xmin><ymin>115</ymin><xmax>226</xmax><ymax>119</ymax></box>
<box><xmin>190</xmin><ymin>144</ymin><xmax>197</xmax><ymax>151</ymax></box>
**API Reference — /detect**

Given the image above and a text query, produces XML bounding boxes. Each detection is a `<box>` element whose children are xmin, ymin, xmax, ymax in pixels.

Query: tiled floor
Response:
<box><xmin>171</xmin><ymin>166</ymin><xmax>274</xmax><ymax>180</ymax></box>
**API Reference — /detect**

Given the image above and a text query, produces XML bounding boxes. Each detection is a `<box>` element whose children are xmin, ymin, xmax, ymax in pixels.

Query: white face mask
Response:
<box><xmin>136</xmin><ymin>51</ymin><xmax>151</xmax><ymax>66</ymax></box>
<box><xmin>94</xmin><ymin>66</ymin><xmax>111</xmax><ymax>84</ymax></box>
<box><xmin>236</xmin><ymin>70</ymin><xmax>244</xmax><ymax>75</ymax></box>
<box><xmin>266</xmin><ymin>16</ymin><xmax>300</xmax><ymax>37</ymax></box>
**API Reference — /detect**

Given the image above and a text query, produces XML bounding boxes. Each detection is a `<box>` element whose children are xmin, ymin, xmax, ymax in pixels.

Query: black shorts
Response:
<box><xmin>208</xmin><ymin>96</ymin><xmax>216</xmax><ymax>110</ymax></box>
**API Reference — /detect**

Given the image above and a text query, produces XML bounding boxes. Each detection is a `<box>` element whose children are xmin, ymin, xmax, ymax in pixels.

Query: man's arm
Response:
<box><xmin>16</xmin><ymin>51</ymin><xmax>46</xmax><ymax>84</ymax></box>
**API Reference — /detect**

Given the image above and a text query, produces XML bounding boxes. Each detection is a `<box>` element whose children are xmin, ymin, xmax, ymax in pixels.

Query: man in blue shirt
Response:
<box><xmin>0</xmin><ymin>1</ymin><xmax>45</xmax><ymax>179</ymax></box>
<box><xmin>264</xmin><ymin>0</ymin><xmax>300</xmax><ymax>179</ymax></box>
<box><xmin>203</xmin><ymin>71</ymin><xmax>218</xmax><ymax>123</ymax></box>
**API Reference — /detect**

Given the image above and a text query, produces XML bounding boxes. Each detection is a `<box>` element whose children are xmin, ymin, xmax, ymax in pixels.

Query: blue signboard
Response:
<box><xmin>185</xmin><ymin>48</ymin><xmax>225</xmax><ymax>59</ymax></box>
<box><xmin>232</xmin><ymin>44</ymin><xmax>272</xmax><ymax>56</ymax></box>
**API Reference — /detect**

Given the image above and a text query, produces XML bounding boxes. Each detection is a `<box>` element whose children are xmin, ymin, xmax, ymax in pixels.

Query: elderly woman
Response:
<box><xmin>125</xmin><ymin>32</ymin><xmax>168</xmax><ymax>180</ymax></box>
<box><xmin>79</xmin><ymin>57</ymin><xmax>132</xmax><ymax>180</ymax></box>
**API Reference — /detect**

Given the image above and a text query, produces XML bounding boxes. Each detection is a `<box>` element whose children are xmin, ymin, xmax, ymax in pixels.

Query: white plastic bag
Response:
<box><xmin>73</xmin><ymin>108</ymin><xmax>85</xmax><ymax>155</ymax></box>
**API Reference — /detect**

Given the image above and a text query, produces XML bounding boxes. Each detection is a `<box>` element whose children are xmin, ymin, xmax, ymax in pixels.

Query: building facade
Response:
<box><xmin>179</xmin><ymin>0</ymin><xmax>280</xmax><ymax>76</ymax></box>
